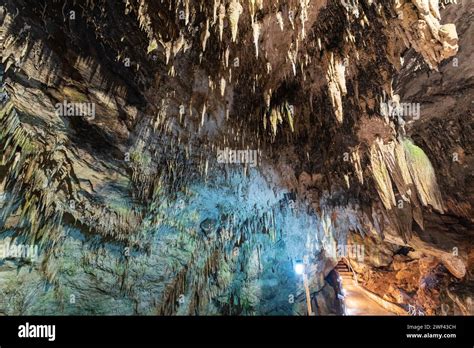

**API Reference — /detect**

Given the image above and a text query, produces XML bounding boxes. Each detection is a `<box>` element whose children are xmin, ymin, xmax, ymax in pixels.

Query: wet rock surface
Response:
<box><xmin>0</xmin><ymin>0</ymin><xmax>472</xmax><ymax>315</ymax></box>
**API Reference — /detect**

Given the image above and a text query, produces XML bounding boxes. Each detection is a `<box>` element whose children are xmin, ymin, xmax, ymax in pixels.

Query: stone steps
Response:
<box><xmin>336</xmin><ymin>260</ymin><xmax>395</xmax><ymax>315</ymax></box>
<box><xmin>335</xmin><ymin>260</ymin><xmax>352</xmax><ymax>278</ymax></box>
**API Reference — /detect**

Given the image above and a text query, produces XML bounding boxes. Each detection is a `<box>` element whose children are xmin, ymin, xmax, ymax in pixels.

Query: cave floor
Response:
<box><xmin>342</xmin><ymin>280</ymin><xmax>394</xmax><ymax>316</ymax></box>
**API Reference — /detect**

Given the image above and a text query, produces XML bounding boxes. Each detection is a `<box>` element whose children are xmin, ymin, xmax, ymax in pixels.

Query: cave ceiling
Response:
<box><xmin>0</xmin><ymin>0</ymin><xmax>472</xmax><ymax>316</ymax></box>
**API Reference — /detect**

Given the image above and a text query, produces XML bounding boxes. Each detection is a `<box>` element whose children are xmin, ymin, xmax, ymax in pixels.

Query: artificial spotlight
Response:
<box><xmin>294</xmin><ymin>260</ymin><xmax>305</xmax><ymax>275</ymax></box>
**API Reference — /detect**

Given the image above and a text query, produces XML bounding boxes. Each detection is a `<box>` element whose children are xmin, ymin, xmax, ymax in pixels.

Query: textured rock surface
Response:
<box><xmin>0</xmin><ymin>0</ymin><xmax>472</xmax><ymax>315</ymax></box>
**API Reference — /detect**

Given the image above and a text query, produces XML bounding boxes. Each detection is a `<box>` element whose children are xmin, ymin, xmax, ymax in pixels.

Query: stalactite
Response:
<box><xmin>212</xmin><ymin>0</ymin><xmax>219</xmax><ymax>25</ymax></box>
<box><xmin>228</xmin><ymin>0</ymin><xmax>243</xmax><ymax>43</ymax></box>
<box><xmin>370</xmin><ymin>138</ymin><xmax>396</xmax><ymax>211</ymax></box>
<box><xmin>252</xmin><ymin>21</ymin><xmax>260</xmax><ymax>58</ymax></box>
<box><xmin>299</xmin><ymin>0</ymin><xmax>310</xmax><ymax>39</ymax></box>
<box><xmin>221</xmin><ymin>47</ymin><xmax>228</xmax><ymax>69</ymax></box>
<box><xmin>287</xmin><ymin>46</ymin><xmax>297</xmax><ymax>76</ymax></box>
<box><xmin>326</xmin><ymin>52</ymin><xmax>347</xmax><ymax>123</ymax></box>
<box><xmin>220</xmin><ymin>76</ymin><xmax>226</xmax><ymax>97</ymax></box>
<box><xmin>0</xmin><ymin>0</ymin><xmax>467</xmax><ymax>317</ymax></box>
<box><xmin>218</xmin><ymin>3</ymin><xmax>226</xmax><ymax>42</ymax></box>
<box><xmin>403</xmin><ymin>138</ymin><xmax>445</xmax><ymax>213</ymax></box>
<box><xmin>276</xmin><ymin>11</ymin><xmax>284</xmax><ymax>31</ymax></box>
<box><xmin>201</xmin><ymin>19</ymin><xmax>210</xmax><ymax>52</ymax></box>
<box><xmin>350</xmin><ymin>148</ymin><xmax>364</xmax><ymax>185</ymax></box>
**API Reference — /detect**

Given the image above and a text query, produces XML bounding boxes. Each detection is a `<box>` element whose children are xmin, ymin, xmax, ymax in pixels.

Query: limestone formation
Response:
<box><xmin>0</xmin><ymin>0</ymin><xmax>471</xmax><ymax>316</ymax></box>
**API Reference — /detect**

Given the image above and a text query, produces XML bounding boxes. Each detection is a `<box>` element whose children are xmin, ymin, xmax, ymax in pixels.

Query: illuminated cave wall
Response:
<box><xmin>0</xmin><ymin>0</ymin><xmax>472</xmax><ymax>315</ymax></box>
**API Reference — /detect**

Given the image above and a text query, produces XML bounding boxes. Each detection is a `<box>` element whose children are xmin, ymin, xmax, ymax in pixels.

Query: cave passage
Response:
<box><xmin>0</xmin><ymin>0</ymin><xmax>473</xmax><ymax>316</ymax></box>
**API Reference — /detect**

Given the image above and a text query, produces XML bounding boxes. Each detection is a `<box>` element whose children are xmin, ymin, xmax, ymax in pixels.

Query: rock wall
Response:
<box><xmin>0</xmin><ymin>0</ymin><xmax>472</xmax><ymax>315</ymax></box>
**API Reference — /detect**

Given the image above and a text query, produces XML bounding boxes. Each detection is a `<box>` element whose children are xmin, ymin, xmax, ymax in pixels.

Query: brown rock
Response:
<box><xmin>441</xmin><ymin>253</ymin><xmax>466</xmax><ymax>279</ymax></box>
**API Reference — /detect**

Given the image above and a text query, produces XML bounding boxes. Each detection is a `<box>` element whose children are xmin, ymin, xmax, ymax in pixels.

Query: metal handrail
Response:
<box><xmin>343</xmin><ymin>257</ymin><xmax>358</xmax><ymax>285</ymax></box>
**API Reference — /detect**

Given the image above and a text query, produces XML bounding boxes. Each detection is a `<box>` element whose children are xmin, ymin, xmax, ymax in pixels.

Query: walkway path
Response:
<box><xmin>336</xmin><ymin>261</ymin><xmax>395</xmax><ymax>316</ymax></box>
